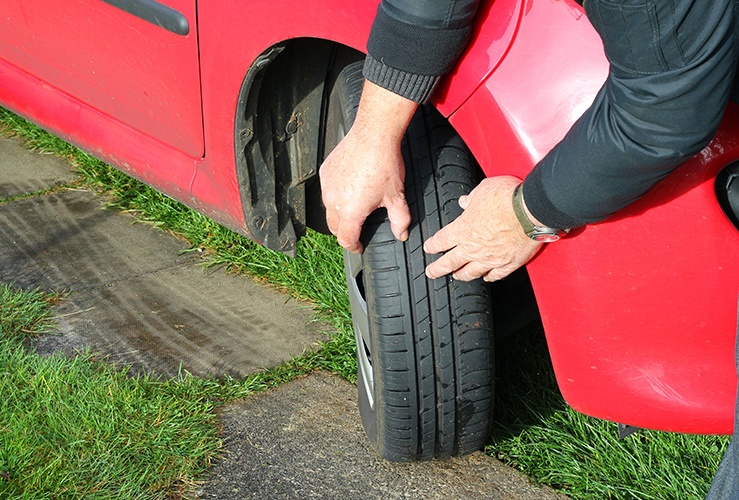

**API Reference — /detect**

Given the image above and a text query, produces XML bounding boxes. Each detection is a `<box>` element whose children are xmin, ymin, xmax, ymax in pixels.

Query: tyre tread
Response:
<box><xmin>338</xmin><ymin>62</ymin><xmax>494</xmax><ymax>462</ymax></box>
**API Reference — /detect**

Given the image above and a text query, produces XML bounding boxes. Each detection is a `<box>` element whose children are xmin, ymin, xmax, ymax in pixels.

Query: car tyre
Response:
<box><xmin>329</xmin><ymin>61</ymin><xmax>495</xmax><ymax>462</ymax></box>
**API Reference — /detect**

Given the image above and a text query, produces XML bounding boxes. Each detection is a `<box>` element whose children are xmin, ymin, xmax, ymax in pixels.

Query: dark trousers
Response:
<box><xmin>706</xmin><ymin>299</ymin><xmax>739</xmax><ymax>499</ymax></box>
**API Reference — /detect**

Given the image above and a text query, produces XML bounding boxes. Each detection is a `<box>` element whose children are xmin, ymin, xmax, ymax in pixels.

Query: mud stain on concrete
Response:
<box><xmin>0</xmin><ymin>189</ymin><xmax>329</xmax><ymax>378</ymax></box>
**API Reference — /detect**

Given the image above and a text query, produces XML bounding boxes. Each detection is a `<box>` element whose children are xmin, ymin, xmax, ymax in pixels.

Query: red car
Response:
<box><xmin>1</xmin><ymin>0</ymin><xmax>737</xmax><ymax>461</ymax></box>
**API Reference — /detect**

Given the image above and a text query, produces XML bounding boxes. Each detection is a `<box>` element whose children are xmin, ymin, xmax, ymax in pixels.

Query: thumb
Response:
<box><xmin>386</xmin><ymin>197</ymin><xmax>412</xmax><ymax>242</ymax></box>
<box><xmin>458</xmin><ymin>195</ymin><xmax>470</xmax><ymax>210</ymax></box>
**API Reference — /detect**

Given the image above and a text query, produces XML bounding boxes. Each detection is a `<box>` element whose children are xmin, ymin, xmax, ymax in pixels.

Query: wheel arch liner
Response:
<box><xmin>233</xmin><ymin>40</ymin><xmax>337</xmax><ymax>255</ymax></box>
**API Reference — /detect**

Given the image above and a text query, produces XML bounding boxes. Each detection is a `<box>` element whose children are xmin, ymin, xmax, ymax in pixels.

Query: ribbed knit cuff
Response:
<box><xmin>363</xmin><ymin>55</ymin><xmax>440</xmax><ymax>103</ymax></box>
<box><xmin>522</xmin><ymin>167</ymin><xmax>587</xmax><ymax>230</ymax></box>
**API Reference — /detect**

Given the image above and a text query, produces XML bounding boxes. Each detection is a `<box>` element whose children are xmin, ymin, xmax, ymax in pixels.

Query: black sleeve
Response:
<box><xmin>522</xmin><ymin>0</ymin><xmax>739</xmax><ymax>229</ymax></box>
<box><xmin>364</xmin><ymin>0</ymin><xmax>481</xmax><ymax>103</ymax></box>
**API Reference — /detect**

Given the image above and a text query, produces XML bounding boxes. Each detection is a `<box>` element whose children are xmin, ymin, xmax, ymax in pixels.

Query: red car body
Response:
<box><xmin>1</xmin><ymin>0</ymin><xmax>737</xmax><ymax>434</ymax></box>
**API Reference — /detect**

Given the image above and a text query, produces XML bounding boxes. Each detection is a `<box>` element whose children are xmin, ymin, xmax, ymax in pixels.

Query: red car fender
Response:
<box><xmin>191</xmin><ymin>0</ymin><xmax>522</xmax><ymax>236</ymax></box>
<box><xmin>190</xmin><ymin>0</ymin><xmax>381</xmax><ymax>232</ymax></box>
<box><xmin>449</xmin><ymin>0</ymin><xmax>739</xmax><ymax>433</ymax></box>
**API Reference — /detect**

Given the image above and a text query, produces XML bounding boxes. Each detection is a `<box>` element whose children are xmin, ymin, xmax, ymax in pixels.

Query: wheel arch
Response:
<box><xmin>233</xmin><ymin>38</ymin><xmax>363</xmax><ymax>256</ymax></box>
<box><xmin>234</xmin><ymin>38</ymin><xmax>540</xmax><ymax>337</ymax></box>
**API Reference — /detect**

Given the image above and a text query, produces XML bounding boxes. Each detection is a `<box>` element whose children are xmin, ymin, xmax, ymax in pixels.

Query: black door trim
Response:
<box><xmin>101</xmin><ymin>0</ymin><xmax>189</xmax><ymax>36</ymax></box>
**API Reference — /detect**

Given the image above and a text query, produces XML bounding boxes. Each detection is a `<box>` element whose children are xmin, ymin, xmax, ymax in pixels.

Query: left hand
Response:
<box><xmin>423</xmin><ymin>176</ymin><xmax>543</xmax><ymax>282</ymax></box>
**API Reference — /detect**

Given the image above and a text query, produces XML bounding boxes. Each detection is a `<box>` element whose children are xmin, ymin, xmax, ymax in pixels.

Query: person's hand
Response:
<box><xmin>320</xmin><ymin>80</ymin><xmax>417</xmax><ymax>254</ymax></box>
<box><xmin>320</xmin><ymin>128</ymin><xmax>411</xmax><ymax>253</ymax></box>
<box><xmin>423</xmin><ymin>176</ymin><xmax>542</xmax><ymax>282</ymax></box>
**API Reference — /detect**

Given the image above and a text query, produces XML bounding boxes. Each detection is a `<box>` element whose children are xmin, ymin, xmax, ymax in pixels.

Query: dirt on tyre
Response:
<box><xmin>326</xmin><ymin>61</ymin><xmax>495</xmax><ymax>462</ymax></box>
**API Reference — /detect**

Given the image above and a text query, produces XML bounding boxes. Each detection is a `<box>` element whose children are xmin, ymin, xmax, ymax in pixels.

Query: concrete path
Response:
<box><xmin>0</xmin><ymin>135</ymin><xmax>566</xmax><ymax>499</ymax></box>
<box><xmin>198</xmin><ymin>373</ymin><xmax>563</xmax><ymax>500</ymax></box>
<box><xmin>0</xmin><ymin>137</ymin><xmax>324</xmax><ymax>378</ymax></box>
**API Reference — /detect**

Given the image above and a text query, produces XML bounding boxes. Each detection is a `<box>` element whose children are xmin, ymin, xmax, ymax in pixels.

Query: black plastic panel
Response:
<box><xmin>716</xmin><ymin>162</ymin><xmax>739</xmax><ymax>230</ymax></box>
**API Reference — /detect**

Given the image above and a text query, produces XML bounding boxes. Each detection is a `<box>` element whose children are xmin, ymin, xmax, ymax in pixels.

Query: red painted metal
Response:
<box><xmin>449</xmin><ymin>0</ymin><xmax>739</xmax><ymax>433</ymax></box>
<box><xmin>0</xmin><ymin>0</ymin><xmax>204</xmax><ymax>159</ymax></box>
<box><xmin>0</xmin><ymin>0</ymin><xmax>736</xmax><ymax>434</ymax></box>
<box><xmin>532</xmin><ymin>132</ymin><xmax>739</xmax><ymax>434</ymax></box>
<box><xmin>434</xmin><ymin>0</ymin><xmax>524</xmax><ymax>115</ymax></box>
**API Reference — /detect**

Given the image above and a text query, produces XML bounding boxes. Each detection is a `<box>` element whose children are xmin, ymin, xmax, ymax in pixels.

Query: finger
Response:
<box><xmin>423</xmin><ymin>224</ymin><xmax>457</xmax><ymax>255</ymax></box>
<box><xmin>386</xmin><ymin>197</ymin><xmax>412</xmax><ymax>242</ymax></box>
<box><xmin>452</xmin><ymin>262</ymin><xmax>492</xmax><ymax>282</ymax></box>
<box><xmin>483</xmin><ymin>265</ymin><xmax>516</xmax><ymax>283</ymax></box>
<box><xmin>425</xmin><ymin>247</ymin><xmax>470</xmax><ymax>280</ymax></box>
<box><xmin>336</xmin><ymin>216</ymin><xmax>365</xmax><ymax>254</ymax></box>
<box><xmin>337</xmin><ymin>236</ymin><xmax>363</xmax><ymax>254</ymax></box>
<box><xmin>325</xmin><ymin>207</ymin><xmax>339</xmax><ymax>236</ymax></box>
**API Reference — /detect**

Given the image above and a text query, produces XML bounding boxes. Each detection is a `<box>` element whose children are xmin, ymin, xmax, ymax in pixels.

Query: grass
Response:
<box><xmin>491</xmin><ymin>329</ymin><xmax>729</xmax><ymax>499</ymax></box>
<box><xmin>0</xmin><ymin>284</ymin><xmax>339</xmax><ymax>499</ymax></box>
<box><xmin>0</xmin><ymin>285</ymin><xmax>220</xmax><ymax>498</ymax></box>
<box><xmin>0</xmin><ymin>107</ymin><xmax>731</xmax><ymax>499</ymax></box>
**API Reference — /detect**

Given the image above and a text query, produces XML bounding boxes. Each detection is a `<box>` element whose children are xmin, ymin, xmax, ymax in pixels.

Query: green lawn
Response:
<box><xmin>0</xmin><ymin>285</ymin><xmax>220</xmax><ymax>498</ymax></box>
<box><xmin>0</xmin><ymin>107</ymin><xmax>730</xmax><ymax>499</ymax></box>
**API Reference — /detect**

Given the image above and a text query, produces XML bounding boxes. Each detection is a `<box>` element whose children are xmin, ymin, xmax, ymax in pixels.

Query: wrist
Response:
<box><xmin>512</xmin><ymin>184</ymin><xmax>569</xmax><ymax>242</ymax></box>
<box><xmin>351</xmin><ymin>80</ymin><xmax>417</xmax><ymax>142</ymax></box>
<box><xmin>520</xmin><ymin>188</ymin><xmax>545</xmax><ymax>227</ymax></box>
<box><xmin>363</xmin><ymin>55</ymin><xmax>440</xmax><ymax>103</ymax></box>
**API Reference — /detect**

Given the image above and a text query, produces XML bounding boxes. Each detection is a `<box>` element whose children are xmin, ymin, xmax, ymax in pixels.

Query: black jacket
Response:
<box><xmin>364</xmin><ymin>0</ymin><xmax>739</xmax><ymax>229</ymax></box>
<box><xmin>364</xmin><ymin>0</ymin><xmax>480</xmax><ymax>102</ymax></box>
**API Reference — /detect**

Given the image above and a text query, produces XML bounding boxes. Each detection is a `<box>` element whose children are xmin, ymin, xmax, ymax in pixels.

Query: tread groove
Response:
<box><xmin>338</xmin><ymin>61</ymin><xmax>494</xmax><ymax>462</ymax></box>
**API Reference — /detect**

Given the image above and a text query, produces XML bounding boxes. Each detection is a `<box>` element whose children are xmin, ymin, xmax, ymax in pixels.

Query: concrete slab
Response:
<box><xmin>0</xmin><ymin>135</ymin><xmax>568</xmax><ymax>498</ymax></box>
<box><xmin>0</xmin><ymin>188</ymin><xmax>327</xmax><ymax>378</ymax></box>
<box><xmin>0</xmin><ymin>136</ymin><xmax>77</xmax><ymax>198</ymax></box>
<box><xmin>197</xmin><ymin>372</ymin><xmax>566</xmax><ymax>500</ymax></box>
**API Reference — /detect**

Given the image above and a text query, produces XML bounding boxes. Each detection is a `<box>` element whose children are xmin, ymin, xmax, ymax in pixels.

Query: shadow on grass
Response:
<box><xmin>486</xmin><ymin>319</ymin><xmax>728</xmax><ymax>500</ymax></box>
<box><xmin>491</xmin><ymin>321</ymin><xmax>567</xmax><ymax>443</ymax></box>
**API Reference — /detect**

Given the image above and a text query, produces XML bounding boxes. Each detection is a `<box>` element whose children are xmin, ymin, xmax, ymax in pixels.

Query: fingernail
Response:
<box><xmin>400</xmin><ymin>231</ymin><xmax>409</xmax><ymax>241</ymax></box>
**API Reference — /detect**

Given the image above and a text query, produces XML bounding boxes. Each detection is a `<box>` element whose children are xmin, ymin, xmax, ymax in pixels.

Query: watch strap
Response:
<box><xmin>512</xmin><ymin>184</ymin><xmax>569</xmax><ymax>241</ymax></box>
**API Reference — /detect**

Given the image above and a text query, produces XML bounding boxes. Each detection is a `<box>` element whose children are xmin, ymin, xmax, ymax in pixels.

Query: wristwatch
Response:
<box><xmin>512</xmin><ymin>184</ymin><xmax>569</xmax><ymax>242</ymax></box>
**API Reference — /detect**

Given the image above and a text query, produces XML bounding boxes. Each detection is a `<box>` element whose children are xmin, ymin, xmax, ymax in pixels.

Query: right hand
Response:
<box><xmin>319</xmin><ymin>80</ymin><xmax>417</xmax><ymax>254</ymax></box>
<box><xmin>320</xmin><ymin>127</ymin><xmax>411</xmax><ymax>254</ymax></box>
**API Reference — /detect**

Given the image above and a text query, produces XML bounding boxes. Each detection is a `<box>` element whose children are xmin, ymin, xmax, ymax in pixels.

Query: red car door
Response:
<box><xmin>0</xmin><ymin>0</ymin><xmax>203</xmax><ymax>159</ymax></box>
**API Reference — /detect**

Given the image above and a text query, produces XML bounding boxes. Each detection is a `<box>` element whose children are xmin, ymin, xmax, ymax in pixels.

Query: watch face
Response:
<box><xmin>531</xmin><ymin>233</ymin><xmax>561</xmax><ymax>243</ymax></box>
